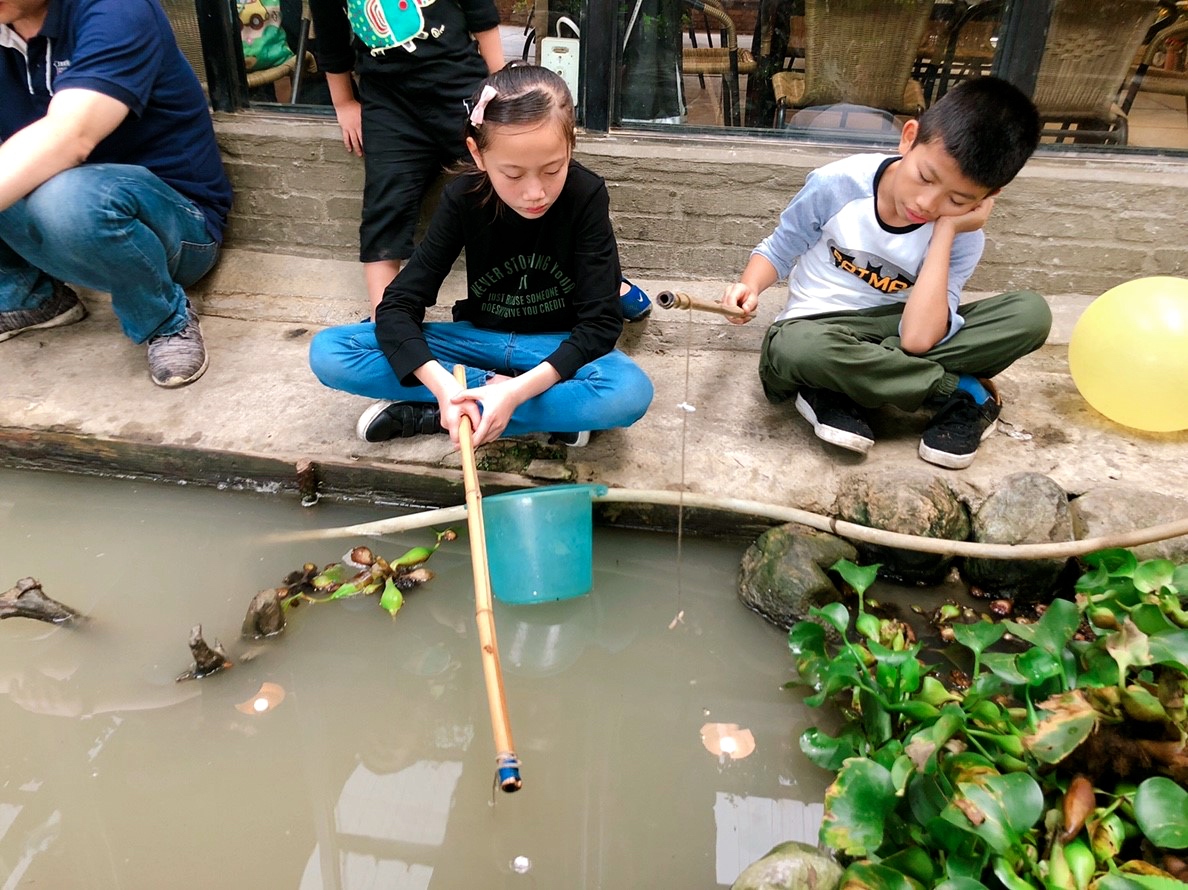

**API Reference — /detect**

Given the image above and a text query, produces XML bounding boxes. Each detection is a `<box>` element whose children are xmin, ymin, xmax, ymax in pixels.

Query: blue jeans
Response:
<box><xmin>0</xmin><ymin>164</ymin><xmax>219</xmax><ymax>343</ymax></box>
<box><xmin>309</xmin><ymin>321</ymin><xmax>655</xmax><ymax>436</ymax></box>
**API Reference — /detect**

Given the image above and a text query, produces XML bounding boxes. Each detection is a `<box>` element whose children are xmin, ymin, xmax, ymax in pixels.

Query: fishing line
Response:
<box><xmin>670</xmin><ymin>301</ymin><xmax>696</xmax><ymax>629</ymax></box>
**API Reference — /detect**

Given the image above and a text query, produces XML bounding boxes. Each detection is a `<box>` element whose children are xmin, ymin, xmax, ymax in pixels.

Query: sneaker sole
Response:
<box><xmin>0</xmin><ymin>301</ymin><xmax>88</xmax><ymax>343</ymax></box>
<box><xmin>151</xmin><ymin>351</ymin><xmax>209</xmax><ymax>388</ymax></box>
<box><xmin>355</xmin><ymin>401</ymin><xmax>392</xmax><ymax>443</ymax></box>
<box><xmin>794</xmin><ymin>393</ymin><xmax>874</xmax><ymax>454</ymax></box>
<box><xmin>917</xmin><ymin>420</ymin><xmax>998</xmax><ymax>470</ymax></box>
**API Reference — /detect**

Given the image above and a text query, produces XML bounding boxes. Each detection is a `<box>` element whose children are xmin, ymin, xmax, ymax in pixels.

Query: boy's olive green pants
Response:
<box><xmin>758</xmin><ymin>290</ymin><xmax>1052</xmax><ymax>411</ymax></box>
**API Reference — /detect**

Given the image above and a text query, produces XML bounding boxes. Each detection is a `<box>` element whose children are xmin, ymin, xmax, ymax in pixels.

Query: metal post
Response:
<box><xmin>195</xmin><ymin>0</ymin><xmax>249</xmax><ymax>112</ymax></box>
<box><xmin>990</xmin><ymin>0</ymin><xmax>1053</xmax><ymax>97</ymax></box>
<box><xmin>581</xmin><ymin>0</ymin><xmax>613</xmax><ymax>131</ymax></box>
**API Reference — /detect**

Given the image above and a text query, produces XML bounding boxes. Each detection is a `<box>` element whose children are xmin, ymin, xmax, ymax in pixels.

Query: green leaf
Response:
<box><xmin>1131</xmin><ymin>603</ymin><xmax>1178</xmax><ymax>635</ymax></box>
<box><xmin>837</xmin><ymin>860</ymin><xmax>925</xmax><ymax>890</ymax></box>
<box><xmin>982</xmin><ymin>652</ymin><xmax>1029</xmax><ymax>686</ymax></box>
<box><xmin>992</xmin><ymin>856</ymin><xmax>1040</xmax><ymax>890</ymax></box>
<box><xmin>811</xmin><ymin>602</ymin><xmax>851</xmax><ymax>637</ymax></box>
<box><xmin>1083</xmin><ymin>549</ymin><xmax>1138</xmax><ymax>578</ymax></box>
<box><xmin>311</xmin><ymin>564</ymin><xmax>347</xmax><ymax>588</ymax></box>
<box><xmin>1147</xmin><ymin>629</ymin><xmax>1188</xmax><ymax>670</ymax></box>
<box><xmin>952</xmin><ymin>621</ymin><xmax>1007</xmax><ymax>658</ymax></box>
<box><xmin>1004</xmin><ymin>597</ymin><xmax>1080</xmax><ymax>656</ymax></box>
<box><xmin>1134</xmin><ymin>777</ymin><xmax>1188</xmax><ymax>849</ymax></box>
<box><xmin>1172</xmin><ymin>563</ymin><xmax>1188</xmax><ymax>593</ymax></box>
<box><xmin>942</xmin><ymin>773</ymin><xmax>1042</xmax><ymax>857</ymax></box>
<box><xmin>832</xmin><ymin>559</ymin><xmax>881</xmax><ymax>598</ymax></box>
<box><xmin>788</xmin><ymin>620</ymin><xmax>827</xmax><ymax>657</ymax></box>
<box><xmin>1024</xmin><ymin>691</ymin><xmax>1098</xmax><ymax>764</ymax></box>
<box><xmin>879</xmin><ymin>845</ymin><xmax>937</xmax><ymax>885</ymax></box>
<box><xmin>391</xmin><ymin>546</ymin><xmax>435</xmax><ymax>568</ymax></box>
<box><xmin>1091</xmin><ymin>875</ymin><xmax>1147</xmax><ymax>890</ymax></box>
<box><xmin>1015</xmin><ymin>647</ymin><xmax>1063</xmax><ymax>686</ymax></box>
<box><xmin>857</xmin><ymin>611</ymin><xmax>882</xmax><ymax>642</ymax></box>
<box><xmin>1133</xmin><ymin>559</ymin><xmax>1177</xmax><ymax>594</ymax></box>
<box><xmin>800</xmin><ymin>726</ymin><xmax>860</xmax><ymax>770</ymax></box>
<box><xmin>379</xmin><ymin>578</ymin><xmax>403</xmax><ymax>617</ymax></box>
<box><xmin>820</xmin><ymin>758</ymin><xmax>897</xmax><ymax>857</ymax></box>
<box><xmin>934</xmin><ymin>879</ymin><xmax>992</xmax><ymax>890</ymax></box>
<box><xmin>1122</xmin><ymin>875</ymin><xmax>1188</xmax><ymax>890</ymax></box>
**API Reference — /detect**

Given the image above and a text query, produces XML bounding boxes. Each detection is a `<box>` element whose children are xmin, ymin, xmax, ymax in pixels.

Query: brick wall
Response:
<box><xmin>215</xmin><ymin>113</ymin><xmax>1188</xmax><ymax>295</ymax></box>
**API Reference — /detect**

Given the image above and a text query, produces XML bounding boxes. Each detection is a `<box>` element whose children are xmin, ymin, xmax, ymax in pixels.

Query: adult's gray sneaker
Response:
<box><xmin>0</xmin><ymin>283</ymin><xmax>87</xmax><ymax>343</ymax></box>
<box><xmin>147</xmin><ymin>300</ymin><xmax>208</xmax><ymax>387</ymax></box>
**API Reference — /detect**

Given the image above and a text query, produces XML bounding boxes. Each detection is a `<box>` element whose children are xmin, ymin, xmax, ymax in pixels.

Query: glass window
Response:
<box><xmin>171</xmin><ymin>0</ymin><xmax>1188</xmax><ymax>155</ymax></box>
<box><xmin>602</xmin><ymin>0</ymin><xmax>1188</xmax><ymax>154</ymax></box>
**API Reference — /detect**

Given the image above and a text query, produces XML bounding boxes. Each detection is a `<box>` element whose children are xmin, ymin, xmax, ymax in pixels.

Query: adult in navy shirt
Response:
<box><xmin>0</xmin><ymin>0</ymin><xmax>233</xmax><ymax>387</ymax></box>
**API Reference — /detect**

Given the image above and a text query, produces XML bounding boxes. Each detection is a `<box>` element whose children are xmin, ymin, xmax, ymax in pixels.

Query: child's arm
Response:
<box><xmin>473</xmin><ymin>27</ymin><xmax>505</xmax><ymax>74</ymax></box>
<box><xmin>325</xmin><ymin>72</ymin><xmax>363</xmax><ymax>157</ymax></box>
<box><xmin>900</xmin><ymin>197</ymin><xmax>995</xmax><ymax>354</ymax></box>
<box><xmin>721</xmin><ymin>254</ymin><xmax>779</xmax><ymax>325</ymax></box>
<box><xmin>450</xmin><ymin>366</ymin><xmax>561</xmax><ymax>446</ymax></box>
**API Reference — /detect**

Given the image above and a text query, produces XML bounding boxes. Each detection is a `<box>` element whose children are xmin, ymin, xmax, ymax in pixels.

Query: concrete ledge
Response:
<box><xmin>5</xmin><ymin>254</ymin><xmax>1187</xmax><ymax>542</ymax></box>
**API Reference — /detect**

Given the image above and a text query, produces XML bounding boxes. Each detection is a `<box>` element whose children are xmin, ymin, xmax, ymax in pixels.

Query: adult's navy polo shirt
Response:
<box><xmin>0</xmin><ymin>0</ymin><xmax>232</xmax><ymax>242</ymax></box>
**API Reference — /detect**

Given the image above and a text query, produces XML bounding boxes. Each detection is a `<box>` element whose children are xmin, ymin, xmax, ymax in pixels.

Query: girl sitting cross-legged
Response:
<box><xmin>309</xmin><ymin>63</ymin><xmax>654</xmax><ymax>448</ymax></box>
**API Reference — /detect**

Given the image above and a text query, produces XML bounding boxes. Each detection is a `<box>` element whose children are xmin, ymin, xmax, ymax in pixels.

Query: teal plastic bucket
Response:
<box><xmin>483</xmin><ymin>484</ymin><xmax>607</xmax><ymax>605</ymax></box>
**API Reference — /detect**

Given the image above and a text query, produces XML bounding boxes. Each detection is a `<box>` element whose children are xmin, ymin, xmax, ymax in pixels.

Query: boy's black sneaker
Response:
<box><xmin>356</xmin><ymin>401</ymin><xmax>443</xmax><ymax>442</ymax></box>
<box><xmin>918</xmin><ymin>383</ymin><xmax>1002</xmax><ymax>469</ymax></box>
<box><xmin>794</xmin><ymin>387</ymin><xmax>874</xmax><ymax>454</ymax></box>
<box><xmin>548</xmin><ymin>430</ymin><xmax>591</xmax><ymax>447</ymax></box>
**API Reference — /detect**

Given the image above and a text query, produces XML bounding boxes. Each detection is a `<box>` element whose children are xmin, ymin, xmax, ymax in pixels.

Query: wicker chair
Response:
<box><xmin>680</xmin><ymin>0</ymin><xmax>758</xmax><ymax>126</ymax></box>
<box><xmin>159</xmin><ymin>0</ymin><xmax>316</xmax><ymax>103</ymax></box>
<box><xmin>1032</xmin><ymin>0</ymin><xmax>1160</xmax><ymax>145</ymax></box>
<box><xmin>1123</xmin><ymin>19</ymin><xmax>1188</xmax><ymax>124</ymax></box>
<box><xmin>772</xmin><ymin>0</ymin><xmax>936</xmax><ymax>128</ymax></box>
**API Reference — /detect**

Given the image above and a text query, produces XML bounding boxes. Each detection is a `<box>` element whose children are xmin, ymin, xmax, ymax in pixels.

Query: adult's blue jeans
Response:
<box><xmin>0</xmin><ymin>164</ymin><xmax>219</xmax><ymax>343</ymax></box>
<box><xmin>309</xmin><ymin>321</ymin><xmax>655</xmax><ymax>436</ymax></box>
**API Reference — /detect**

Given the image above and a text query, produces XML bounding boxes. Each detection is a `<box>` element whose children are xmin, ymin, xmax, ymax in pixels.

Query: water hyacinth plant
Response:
<box><xmin>786</xmin><ymin>551</ymin><xmax>1188</xmax><ymax>890</ymax></box>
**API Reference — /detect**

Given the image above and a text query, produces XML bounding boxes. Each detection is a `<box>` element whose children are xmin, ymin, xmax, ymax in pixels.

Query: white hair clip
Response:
<box><xmin>469</xmin><ymin>85</ymin><xmax>498</xmax><ymax>127</ymax></box>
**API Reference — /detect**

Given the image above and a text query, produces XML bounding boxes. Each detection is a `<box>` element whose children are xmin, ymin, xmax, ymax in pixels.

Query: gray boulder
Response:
<box><xmin>731</xmin><ymin>840</ymin><xmax>844</xmax><ymax>890</ymax></box>
<box><xmin>835</xmin><ymin>469</ymin><xmax>970</xmax><ymax>585</ymax></box>
<box><xmin>1071</xmin><ymin>485</ymin><xmax>1188</xmax><ymax>563</ymax></box>
<box><xmin>963</xmin><ymin>472</ymin><xmax>1074</xmax><ymax>601</ymax></box>
<box><xmin>737</xmin><ymin>523</ymin><xmax>857</xmax><ymax>629</ymax></box>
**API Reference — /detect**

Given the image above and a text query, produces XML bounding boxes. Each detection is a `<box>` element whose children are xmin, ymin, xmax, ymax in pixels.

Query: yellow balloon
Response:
<box><xmin>1068</xmin><ymin>276</ymin><xmax>1188</xmax><ymax>432</ymax></box>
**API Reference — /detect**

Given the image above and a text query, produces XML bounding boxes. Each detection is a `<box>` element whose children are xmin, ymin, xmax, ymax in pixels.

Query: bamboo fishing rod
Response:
<box><xmin>655</xmin><ymin>289</ymin><xmax>752</xmax><ymax>320</ymax></box>
<box><xmin>454</xmin><ymin>365</ymin><xmax>522</xmax><ymax>793</ymax></box>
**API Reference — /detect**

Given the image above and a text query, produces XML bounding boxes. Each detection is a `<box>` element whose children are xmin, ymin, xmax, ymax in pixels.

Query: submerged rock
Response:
<box><xmin>835</xmin><ymin>469</ymin><xmax>970</xmax><ymax>585</ymax></box>
<box><xmin>731</xmin><ymin>840</ymin><xmax>843</xmax><ymax>890</ymax></box>
<box><xmin>737</xmin><ymin>523</ymin><xmax>857</xmax><ymax>629</ymax></box>
<box><xmin>963</xmin><ymin>472</ymin><xmax>1073</xmax><ymax>601</ymax></box>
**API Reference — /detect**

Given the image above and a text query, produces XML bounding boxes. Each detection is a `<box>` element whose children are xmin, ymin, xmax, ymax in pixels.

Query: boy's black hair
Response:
<box><xmin>913</xmin><ymin>77</ymin><xmax>1040</xmax><ymax>191</ymax></box>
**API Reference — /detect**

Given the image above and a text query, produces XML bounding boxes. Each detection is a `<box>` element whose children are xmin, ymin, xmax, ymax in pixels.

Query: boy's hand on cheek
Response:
<box><xmin>941</xmin><ymin>196</ymin><xmax>995</xmax><ymax>235</ymax></box>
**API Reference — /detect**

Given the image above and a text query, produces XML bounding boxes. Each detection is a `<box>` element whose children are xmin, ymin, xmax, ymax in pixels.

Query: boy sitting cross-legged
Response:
<box><xmin>722</xmin><ymin>77</ymin><xmax>1052</xmax><ymax>469</ymax></box>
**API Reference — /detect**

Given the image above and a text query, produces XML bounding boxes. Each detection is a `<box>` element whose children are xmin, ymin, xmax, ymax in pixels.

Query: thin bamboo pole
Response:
<box><xmin>453</xmin><ymin>365</ymin><xmax>521</xmax><ymax>792</ymax></box>
<box><xmin>272</xmin><ymin>487</ymin><xmax>1188</xmax><ymax>562</ymax></box>
<box><xmin>656</xmin><ymin>289</ymin><xmax>751</xmax><ymax>319</ymax></box>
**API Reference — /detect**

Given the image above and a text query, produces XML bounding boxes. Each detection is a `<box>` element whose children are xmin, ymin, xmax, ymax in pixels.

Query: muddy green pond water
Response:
<box><xmin>0</xmin><ymin>469</ymin><xmax>831</xmax><ymax>888</ymax></box>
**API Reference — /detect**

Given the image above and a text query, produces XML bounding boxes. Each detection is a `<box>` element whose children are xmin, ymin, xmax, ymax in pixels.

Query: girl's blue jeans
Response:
<box><xmin>0</xmin><ymin>164</ymin><xmax>219</xmax><ymax>343</ymax></box>
<box><xmin>309</xmin><ymin>321</ymin><xmax>655</xmax><ymax>436</ymax></box>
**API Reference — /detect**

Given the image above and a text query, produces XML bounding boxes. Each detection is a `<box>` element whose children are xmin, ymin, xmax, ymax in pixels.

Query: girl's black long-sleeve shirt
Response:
<box><xmin>374</xmin><ymin>161</ymin><xmax>625</xmax><ymax>384</ymax></box>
